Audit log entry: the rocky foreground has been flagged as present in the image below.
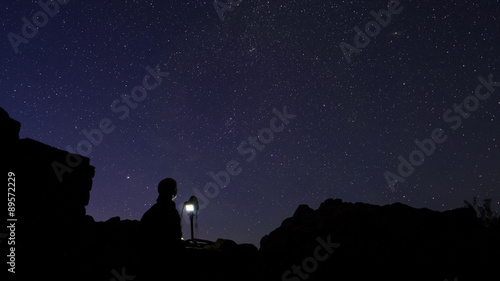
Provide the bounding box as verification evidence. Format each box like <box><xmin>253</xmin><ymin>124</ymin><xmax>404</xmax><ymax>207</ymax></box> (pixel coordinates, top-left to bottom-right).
<box><xmin>3</xmin><ymin>108</ymin><xmax>499</xmax><ymax>281</ymax></box>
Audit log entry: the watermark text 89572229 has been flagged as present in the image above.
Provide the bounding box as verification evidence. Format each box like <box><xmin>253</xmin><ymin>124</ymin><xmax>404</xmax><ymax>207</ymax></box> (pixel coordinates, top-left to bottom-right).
<box><xmin>7</xmin><ymin>172</ymin><xmax>16</xmax><ymax>274</ymax></box>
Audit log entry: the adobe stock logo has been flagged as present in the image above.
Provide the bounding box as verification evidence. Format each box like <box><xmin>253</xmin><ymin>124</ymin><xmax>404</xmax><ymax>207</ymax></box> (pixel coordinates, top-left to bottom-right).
<box><xmin>7</xmin><ymin>0</ymin><xmax>71</xmax><ymax>54</ymax></box>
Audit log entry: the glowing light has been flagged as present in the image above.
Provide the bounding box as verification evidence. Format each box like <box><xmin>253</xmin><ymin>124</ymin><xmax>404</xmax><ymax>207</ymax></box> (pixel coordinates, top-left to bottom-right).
<box><xmin>185</xmin><ymin>204</ymin><xmax>195</xmax><ymax>212</ymax></box>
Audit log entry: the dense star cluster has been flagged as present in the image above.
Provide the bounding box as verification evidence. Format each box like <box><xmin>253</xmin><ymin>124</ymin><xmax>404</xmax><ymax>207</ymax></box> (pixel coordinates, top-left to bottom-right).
<box><xmin>1</xmin><ymin>0</ymin><xmax>499</xmax><ymax>246</ymax></box>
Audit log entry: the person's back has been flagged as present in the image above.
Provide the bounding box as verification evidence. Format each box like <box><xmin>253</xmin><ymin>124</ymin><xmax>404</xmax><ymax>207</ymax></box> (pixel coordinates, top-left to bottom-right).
<box><xmin>141</xmin><ymin>178</ymin><xmax>182</xmax><ymax>249</ymax></box>
<box><xmin>139</xmin><ymin>178</ymin><xmax>184</xmax><ymax>279</ymax></box>
<box><xmin>141</xmin><ymin>195</ymin><xmax>181</xmax><ymax>244</ymax></box>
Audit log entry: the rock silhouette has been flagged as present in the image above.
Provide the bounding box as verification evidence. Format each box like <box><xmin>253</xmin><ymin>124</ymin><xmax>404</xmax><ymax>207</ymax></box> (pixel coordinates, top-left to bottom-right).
<box><xmin>259</xmin><ymin>198</ymin><xmax>498</xmax><ymax>280</ymax></box>
<box><xmin>2</xmin><ymin>107</ymin><xmax>499</xmax><ymax>281</ymax></box>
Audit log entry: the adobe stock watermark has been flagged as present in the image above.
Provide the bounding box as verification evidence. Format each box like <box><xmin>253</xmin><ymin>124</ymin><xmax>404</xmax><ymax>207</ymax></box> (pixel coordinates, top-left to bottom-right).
<box><xmin>213</xmin><ymin>0</ymin><xmax>242</xmax><ymax>22</ymax></box>
<box><xmin>186</xmin><ymin>106</ymin><xmax>296</xmax><ymax>212</ymax></box>
<box><xmin>282</xmin><ymin>234</ymin><xmax>340</xmax><ymax>281</ymax></box>
<box><xmin>340</xmin><ymin>0</ymin><xmax>403</xmax><ymax>64</ymax></box>
<box><xmin>51</xmin><ymin>64</ymin><xmax>169</xmax><ymax>182</ymax></box>
<box><xmin>384</xmin><ymin>73</ymin><xmax>500</xmax><ymax>192</ymax></box>
<box><xmin>7</xmin><ymin>0</ymin><xmax>71</xmax><ymax>54</ymax></box>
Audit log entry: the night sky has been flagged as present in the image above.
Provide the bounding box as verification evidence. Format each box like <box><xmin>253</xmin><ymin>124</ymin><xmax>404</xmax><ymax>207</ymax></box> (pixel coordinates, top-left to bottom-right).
<box><xmin>2</xmin><ymin>0</ymin><xmax>500</xmax><ymax>246</ymax></box>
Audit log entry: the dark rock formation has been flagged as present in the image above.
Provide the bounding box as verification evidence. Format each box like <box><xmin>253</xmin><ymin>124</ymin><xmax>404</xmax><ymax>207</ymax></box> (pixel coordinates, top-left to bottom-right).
<box><xmin>1</xmin><ymin>107</ymin><xmax>20</xmax><ymax>147</ymax></box>
<box><xmin>3</xmin><ymin>108</ymin><xmax>95</xmax><ymax>280</ymax></box>
<box><xmin>259</xmin><ymin>199</ymin><xmax>498</xmax><ymax>281</ymax></box>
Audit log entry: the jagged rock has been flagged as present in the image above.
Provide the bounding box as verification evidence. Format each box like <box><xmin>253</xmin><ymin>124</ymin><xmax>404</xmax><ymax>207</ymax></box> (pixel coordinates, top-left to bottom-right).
<box><xmin>2</xmin><ymin>108</ymin><xmax>95</xmax><ymax>222</ymax></box>
<box><xmin>14</xmin><ymin>138</ymin><xmax>95</xmax><ymax>220</ymax></box>
<box><xmin>259</xmin><ymin>199</ymin><xmax>496</xmax><ymax>281</ymax></box>
<box><xmin>2</xmin><ymin>108</ymin><xmax>96</xmax><ymax>280</ymax></box>
<box><xmin>318</xmin><ymin>198</ymin><xmax>342</xmax><ymax>210</ymax></box>
<box><xmin>293</xmin><ymin>204</ymin><xmax>314</xmax><ymax>218</ymax></box>
<box><xmin>0</xmin><ymin>107</ymin><xmax>20</xmax><ymax>147</ymax></box>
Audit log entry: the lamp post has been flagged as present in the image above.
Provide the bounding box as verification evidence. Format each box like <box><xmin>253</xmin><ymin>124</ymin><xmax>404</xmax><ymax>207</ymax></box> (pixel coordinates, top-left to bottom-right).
<box><xmin>183</xmin><ymin>196</ymin><xmax>198</xmax><ymax>241</ymax></box>
<box><xmin>185</xmin><ymin>203</ymin><xmax>195</xmax><ymax>240</ymax></box>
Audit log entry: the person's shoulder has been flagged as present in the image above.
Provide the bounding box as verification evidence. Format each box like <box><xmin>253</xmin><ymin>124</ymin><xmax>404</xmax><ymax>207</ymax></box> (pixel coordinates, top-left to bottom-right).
<box><xmin>141</xmin><ymin>203</ymin><xmax>160</xmax><ymax>220</ymax></box>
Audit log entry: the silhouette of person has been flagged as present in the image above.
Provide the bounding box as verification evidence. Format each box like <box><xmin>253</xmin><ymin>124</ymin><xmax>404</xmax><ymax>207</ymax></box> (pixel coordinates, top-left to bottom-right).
<box><xmin>139</xmin><ymin>178</ymin><xmax>184</xmax><ymax>280</ymax></box>
<box><xmin>141</xmin><ymin>178</ymin><xmax>182</xmax><ymax>249</ymax></box>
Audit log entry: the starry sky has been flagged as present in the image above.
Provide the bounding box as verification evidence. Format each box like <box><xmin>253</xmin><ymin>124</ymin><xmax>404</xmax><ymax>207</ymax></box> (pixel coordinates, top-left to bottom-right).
<box><xmin>1</xmin><ymin>0</ymin><xmax>500</xmax><ymax>246</ymax></box>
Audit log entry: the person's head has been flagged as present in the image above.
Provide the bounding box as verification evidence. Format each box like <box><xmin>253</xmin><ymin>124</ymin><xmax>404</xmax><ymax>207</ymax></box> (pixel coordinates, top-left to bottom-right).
<box><xmin>158</xmin><ymin>178</ymin><xmax>177</xmax><ymax>200</ymax></box>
